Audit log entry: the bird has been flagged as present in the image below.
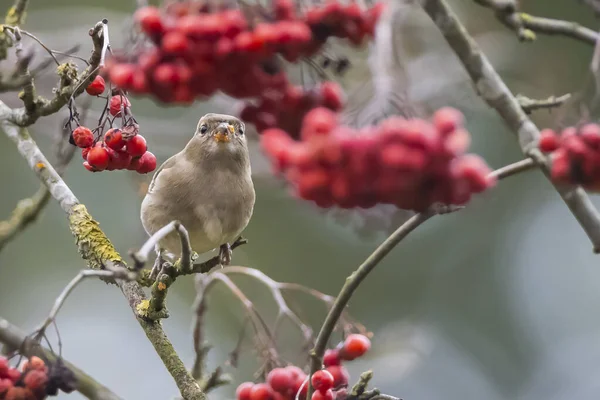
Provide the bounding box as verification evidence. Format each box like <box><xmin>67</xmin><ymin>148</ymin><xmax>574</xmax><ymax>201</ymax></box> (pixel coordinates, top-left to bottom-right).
<box><xmin>140</xmin><ymin>113</ymin><xmax>255</xmax><ymax>278</ymax></box>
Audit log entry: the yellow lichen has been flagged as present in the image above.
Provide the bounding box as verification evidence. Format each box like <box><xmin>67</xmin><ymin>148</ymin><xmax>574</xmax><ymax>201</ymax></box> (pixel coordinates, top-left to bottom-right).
<box><xmin>157</xmin><ymin>282</ymin><xmax>166</xmax><ymax>291</ymax></box>
<box><xmin>5</xmin><ymin>6</ymin><xmax>26</xmax><ymax>27</ymax></box>
<box><xmin>136</xmin><ymin>299</ymin><xmax>150</xmax><ymax>318</ymax></box>
<box><xmin>68</xmin><ymin>204</ymin><xmax>124</xmax><ymax>271</ymax></box>
<box><xmin>35</xmin><ymin>162</ymin><xmax>45</xmax><ymax>170</ymax></box>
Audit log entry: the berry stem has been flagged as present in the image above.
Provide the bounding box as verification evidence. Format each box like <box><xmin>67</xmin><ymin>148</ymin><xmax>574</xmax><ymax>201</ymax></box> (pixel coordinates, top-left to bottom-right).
<box><xmin>422</xmin><ymin>0</ymin><xmax>600</xmax><ymax>253</ymax></box>
<box><xmin>308</xmin><ymin>211</ymin><xmax>435</xmax><ymax>398</ymax></box>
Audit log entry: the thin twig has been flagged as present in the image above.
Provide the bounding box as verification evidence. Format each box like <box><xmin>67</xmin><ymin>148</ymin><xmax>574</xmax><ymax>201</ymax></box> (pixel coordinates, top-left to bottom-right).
<box><xmin>0</xmin><ymin>317</ymin><xmax>123</xmax><ymax>399</ymax></box>
<box><xmin>34</xmin><ymin>267</ymin><xmax>137</xmax><ymax>340</ymax></box>
<box><xmin>473</xmin><ymin>0</ymin><xmax>598</xmax><ymax>44</ymax></box>
<box><xmin>489</xmin><ymin>158</ymin><xmax>537</xmax><ymax>180</ymax></box>
<box><xmin>517</xmin><ymin>93</ymin><xmax>571</xmax><ymax>114</ymax></box>
<box><xmin>307</xmin><ymin>211</ymin><xmax>436</xmax><ymax>397</ymax></box>
<box><xmin>5</xmin><ymin>21</ymin><xmax>105</xmax><ymax>127</ymax></box>
<box><xmin>423</xmin><ymin>0</ymin><xmax>600</xmax><ymax>253</ymax></box>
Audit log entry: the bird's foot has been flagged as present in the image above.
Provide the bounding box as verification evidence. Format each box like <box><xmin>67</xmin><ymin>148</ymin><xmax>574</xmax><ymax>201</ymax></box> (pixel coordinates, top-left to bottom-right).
<box><xmin>218</xmin><ymin>243</ymin><xmax>232</xmax><ymax>266</ymax></box>
<box><xmin>150</xmin><ymin>249</ymin><xmax>168</xmax><ymax>280</ymax></box>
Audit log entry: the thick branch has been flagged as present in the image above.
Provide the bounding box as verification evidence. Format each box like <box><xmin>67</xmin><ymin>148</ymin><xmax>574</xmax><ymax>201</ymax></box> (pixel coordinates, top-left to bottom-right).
<box><xmin>423</xmin><ymin>0</ymin><xmax>600</xmax><ymax>252</ymax></box>
<box><xmin>0</xmin><ymin>317</ymin><xmax>122</xmax><ymax>400</ymax></box>
<box><xmin>0</xmin><ymin>119</ymin><xmax>206</xmax><ymax>400</ymax></box>
<box><xmin>474</xmin><ymin>0</ymin><xmax>598</xmax><ymax>44</ymax></box>
<box><xmin>307</xmin><ymin>212</ymin><xmax>435</xmax><ymax>397</ymax></box>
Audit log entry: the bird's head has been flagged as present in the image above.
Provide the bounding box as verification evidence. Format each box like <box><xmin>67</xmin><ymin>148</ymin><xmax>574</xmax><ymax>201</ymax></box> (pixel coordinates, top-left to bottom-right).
<box><xmin>185</xmin><ymin>113</ymin><xmax>248</xmax><ymax>162</ymax></box>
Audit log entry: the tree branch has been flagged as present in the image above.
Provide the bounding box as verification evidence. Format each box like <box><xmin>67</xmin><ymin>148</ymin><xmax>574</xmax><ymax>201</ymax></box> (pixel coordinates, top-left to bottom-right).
<box><xmin>0</xmin><ymin>317</ymin><xmax>122</xmax><ymax>400</ymax></box>
<box><xmin>3</xmin><ymin>20</ymin><xmax>105</xmax><ymax>127</ymax></box>
<box><xmin>423</xmin><ymin>0</ymin><xmax>600</xmax><ymax>253</ymax></box>
<box><xmin>307</xmin><ymin>211</ymin><xmax>435</xmax><ymax>397</ymax></box>
<box><xmin>473</xmin><ymin>0</ymin><xmax>598</xmax><ymax>44</ymax></box>
<box><xmin>0</xmin><ymin>118</ymin><xmax>206</xmax><ymax>399</ymax></box>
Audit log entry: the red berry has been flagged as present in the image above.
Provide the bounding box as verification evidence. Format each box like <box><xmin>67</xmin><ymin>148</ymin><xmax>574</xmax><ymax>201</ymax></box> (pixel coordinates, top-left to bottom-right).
<box><xmin>104</xmin><ymin>128</ymin><xmax>125</xmax><ymax>150</ymax></box>
<box><xmin>22</xmin><ymin>357</ymin><xmax>46</xmax><ymax>373</ymax></box>
<box><xmin>550</xmin><ymin>149</ymin><xmax>570</xmax><ymax>183</ymax></box>
<box><xmin>85</xmin><ymin>75</ymin><xmax>105</xmax><ymax>95</ymax></box>
<box><xmin>81</xmin><ymin>147</ymin><xmax>91</xmax><ymax>161</ymax></box>
<box><xmin>6</xmin><ymin>368</ymin><xmax>20</xmax><ymax>384</ymax></box>
<box><xmin>83</xmin><ymin>161</ymin><xmax>97</xmax><ymax>172</ymax></box>
<box><xmin>319</xmin><ymin>81</ymin><xmax>344</xmax><ymax>111</ymax></box>
<box><xmin>291</xmin><ymin>375</ymin><xmax>308</xmax><ymax>399</ymax></box>
<box><xmin>72</xmin><ymin>126</ymin><xmax>94</xmax><ymax>148</ymax></box>
<box><xmin>162</xmin><ymin>31</ymin><xmax>190</xmax><ymax>55</ymax></box>
<box><xmin>109</xmin><ymin>149</ymin><xmax>133</xmax><ymax>170</ymax></box>
<box><xmin>325</xmin><ymin>365</ymin><xmax>349</xmax><ymax>388</ymax></box>
<box><xmin>0</xmin><ymin>378</ymin><xmax>12</xmax><ymax>395</ymax></box>
<box><xmin>580</xmin><ymin>123</ymin><xmax>600</xmax><ymax>149</ymax></box>
<box><xmin>267</xmin><ymin>368</ymin><xmax>294</xmax><ymax>394</ymax></box>
<box><xmin>134</xmin><ymin>6</ymin><xmax>165</xmax><ymax>36</ymax></box>
<box><xmin>108</xmin><ymin>64</ymin><xmax>135</xmax><ymax>89</ymax></box>
<box><xmin>443</xmin><ymin>128</ymin><xmax>471</xmax><ymax>156</ymax></box>
<box><xmin>126</xmin><ymin>135</ymin><xmax>147</xmax><ymax>157</ymax></box>
<box><xmin>312</xmin><ymin>388</ymin><xmax>335</xmax><ymax>400</ymax></box>
<box><xmin>0</xmin><ymin>356</ymin><xmax>10</xmax><ymax>377</ymax></box>
<box><xmin>87</xmin><ymin>146</ymin><xmax>110</xmax><ymax>170</ymax></box>
<box><xmin>323</xmin><ymin>349</ymin><xmax>341</xmax><ymax>367</ymax></box>
<box><xmin>433</xmin><ymin>107</ymin><xmax>464</xmax><ymax>135</ymax></box>
<box><xmin>249</xmin><ymin>383</ymin><xmax>275</xmax><ymax>400</ymax></box>
<box><xmin>109</xmin><ymin>95</ymin><xmax>131</xmax><ymax>117</ymax></box>
<box><xmin>301</xmin><ymin>107</ymin><xmax>337</xmax><ymax>141</ymax></box>
<box><xmin>236</xmin><ymin>382</ymin><xmax>254</xmax><ymax>400</ymax></box>
<box><xmin>4</xmin><ymin>387</ymin><xmax>35</xmax><ymax>400</ymax></box>
<box><xmin>341</xmin><ymin>334</ymin><xmax>371</xmax><ymax>360</ymax></box>
<box><xmin>23</xmin><ymin>370</ymin><xmax>48</xmax><ymax>392</ymax></box>
<box><xmin>136</xmin><ymin>151</ymin><xmax>157</xmax><ymax>174</ymax></box>
<box><xmin>311</xmin><ymin>370</ymin><xmax>334</xmax><ymax>393</ymax></box>
<box><xmin>538</xmin><ymin>129</ymin><xmax>560</xmax><ymax>153</ymax></box>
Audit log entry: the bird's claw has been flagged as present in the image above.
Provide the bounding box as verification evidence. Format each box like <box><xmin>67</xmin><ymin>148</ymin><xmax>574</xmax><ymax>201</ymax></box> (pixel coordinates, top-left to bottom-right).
<box><xmin>219</xmin><ymin>243</ymin><xmax>232</xmax><ymax>266</ymax></box>
<box><xmin>149</xmin><ymin>255</ymin><xmax>163</xmax><ymax>281</ymax></box>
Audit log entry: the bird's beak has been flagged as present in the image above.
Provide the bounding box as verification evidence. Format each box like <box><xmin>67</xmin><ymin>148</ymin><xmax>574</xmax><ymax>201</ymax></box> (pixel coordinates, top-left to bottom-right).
<box><xmin>213</xmin><ymin>122</ymin><xmax>234</xmax><ymax>143</ymax></box>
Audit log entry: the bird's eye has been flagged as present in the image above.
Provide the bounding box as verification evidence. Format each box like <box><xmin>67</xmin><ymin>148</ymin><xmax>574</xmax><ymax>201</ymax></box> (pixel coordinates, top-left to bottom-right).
<box><xmin>238</xmin><ymin>127</ymin><xmax>244</xmax><ymax>135</ymax></box>
<box><xmin>200</xmin><ymin>125</ymin><xmax>208</xmax><ymax>134</ymax></box>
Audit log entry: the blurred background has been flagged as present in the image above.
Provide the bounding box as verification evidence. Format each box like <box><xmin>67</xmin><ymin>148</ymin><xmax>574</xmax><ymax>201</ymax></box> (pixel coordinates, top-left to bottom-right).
<box><xmin>2</xmin><ymin>0</ymin><xmax>600</xmax><ymax>399</ymax></box>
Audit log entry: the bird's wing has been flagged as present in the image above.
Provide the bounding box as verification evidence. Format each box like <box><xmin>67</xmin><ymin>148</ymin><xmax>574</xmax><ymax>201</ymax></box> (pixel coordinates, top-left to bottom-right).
<box><xmin>147</xmin><ymin>154</ymin><xmax>178</xmax><ymax>194</ymax></box>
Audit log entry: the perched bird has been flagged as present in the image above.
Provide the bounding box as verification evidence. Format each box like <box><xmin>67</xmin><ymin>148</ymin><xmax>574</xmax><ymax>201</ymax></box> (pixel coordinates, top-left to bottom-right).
<box><xmin>140</xmin><ymin>113</ymin><xmax>255</xmax><ymax>277</ymax></box>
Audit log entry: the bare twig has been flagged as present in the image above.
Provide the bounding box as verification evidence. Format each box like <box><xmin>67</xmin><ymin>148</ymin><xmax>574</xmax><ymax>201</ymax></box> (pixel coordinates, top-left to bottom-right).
<box><xmin>517</xmin><ymin>93</ymin><xmax>572</xmax><ymax>114</ymax></box>
<box><xmin>34</xmin><ymin>267</ymin><xmax>137</xmax><ymax>340</ymax></box>
<box><xmin>489</xmin><ymin>158</ymin><xmax>537</xmax><ymax>180</ymax></box>
<box><xmin>5</xmin><ymin>21</ymin><xmax>105</xmax><ymax>127</ymax></box>
<box><xmin>423</xmin><ymin>0</ymin><xmax>600</xmax><ymax>253</ymax></box>
<box><xmin>307</xmin><ymin>211</ymin><xmax>436</xmax><ymax>397</ymax></box>
<box><xmin>0</xmin><ymin>317</ymin><xmax>122</xmax><ymax>400</ymax></box>
<box><xmin>0</xmin><ymin>186</ymin><xmax>49</xmax><ymax>252</ymax></box>
<box><xmin>0</xmin><ymin>119</ymin><xmax>206</xmax><ymax>400</ymax></box>
<box><xmin>473</xmin><ymin>0</ymin><xmax>598</xmax><ymax>44</ymax></box>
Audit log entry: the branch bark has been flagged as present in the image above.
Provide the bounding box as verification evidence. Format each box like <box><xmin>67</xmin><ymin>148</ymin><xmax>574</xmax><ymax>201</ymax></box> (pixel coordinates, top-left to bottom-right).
<box><xmin>0</xmin><ymin>317</ymin><xmax>122</xmax><ymax>400</ymax></box>
<box><xmin>0</xmin><ymin>118</ymin><xmax>206</xmax><ymax>400</ymax></box>
<box><xmin>423</xmin><ymin>0</ymin><xmax>600</xmax><ymax>253</ymax></box>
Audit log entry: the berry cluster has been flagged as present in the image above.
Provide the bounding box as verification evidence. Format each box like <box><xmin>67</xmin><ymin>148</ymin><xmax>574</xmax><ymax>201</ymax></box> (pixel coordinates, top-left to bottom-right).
<box><xmin>538</xmin><ymin>124</ymin><xmax>600</xmax><ymax>190</ymax></box>
<box><xmin>72</xmin><ymin>92</ymin><xmax>156</xmax><ymax>174</ymax></box>
<box><xmin>241</xmin><ymin>81</ymin><xmax>344</xmax><ymax>137</ymax></box>
<box><xmin>260</xmin><ymin>107</ymin><xmax>496</xmax><ymax>211</ymax></box>
<box><xmin>104</xmin><ymin>0</ymin><xmax>383</xmax><ymax>104</ymax></box>
<box><xmin>0</xmin><ymin>356</ymin><xmax>48</xmax><ymax>399</ymax></box>
<box><xmin>235</xmin><ymin>334</ymin><xmax>370</xmax><ymax>400</ymax></box>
